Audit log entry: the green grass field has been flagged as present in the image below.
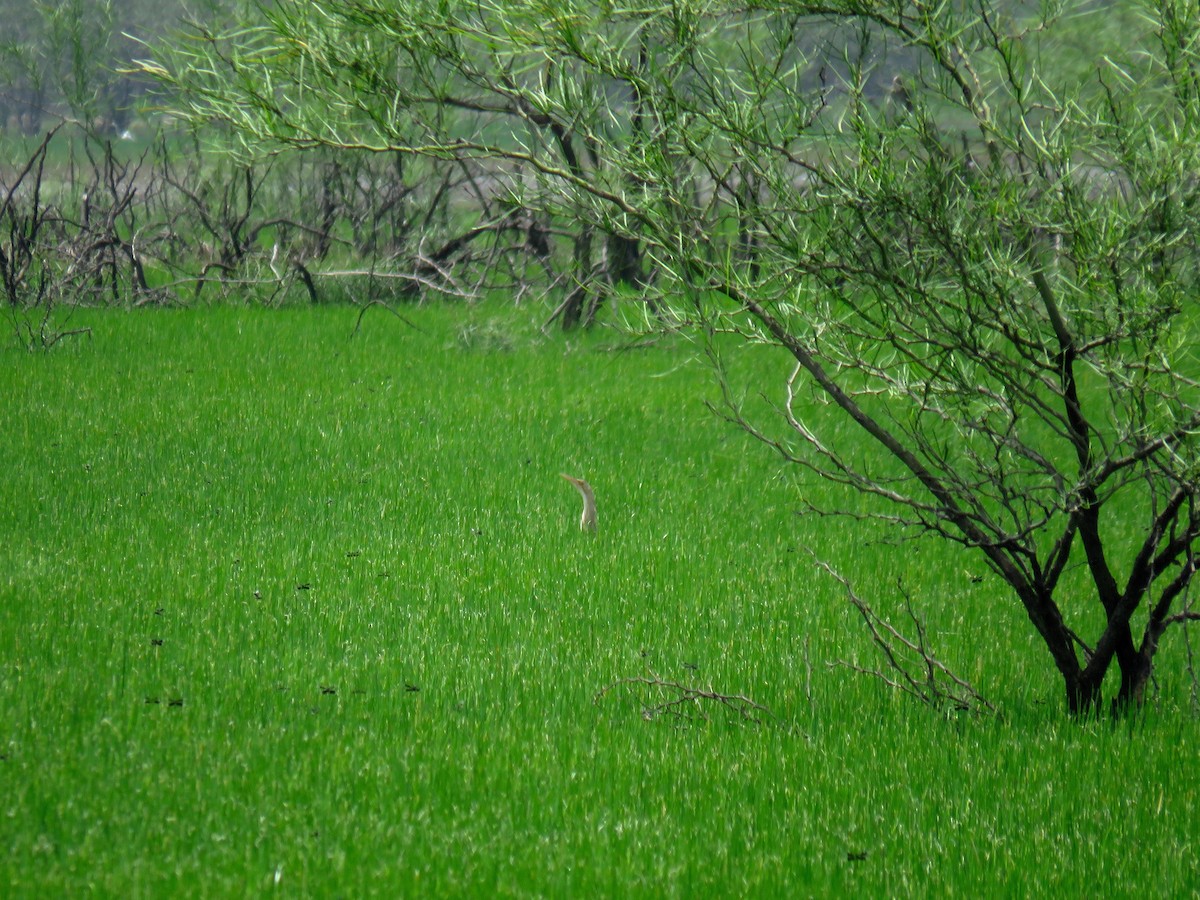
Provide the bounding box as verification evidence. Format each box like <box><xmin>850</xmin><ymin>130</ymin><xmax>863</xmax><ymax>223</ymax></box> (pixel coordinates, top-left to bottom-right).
<box><xmin>1</xmin><ymin>304</ymin><xmax>1197</xmax><ymax>896</ymax></box>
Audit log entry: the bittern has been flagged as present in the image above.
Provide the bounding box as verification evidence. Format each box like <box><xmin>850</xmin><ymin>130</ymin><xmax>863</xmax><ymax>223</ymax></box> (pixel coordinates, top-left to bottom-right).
<box><xmin>560</xmin><ymin>473</ymin><xmax>597</xmax><ymax>532</ymax></box>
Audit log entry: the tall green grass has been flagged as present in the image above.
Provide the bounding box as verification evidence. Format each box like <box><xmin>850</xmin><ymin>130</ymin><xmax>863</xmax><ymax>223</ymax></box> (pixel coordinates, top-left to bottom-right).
<box><xmin>1</xmin><ymin>305</ymin><xmax>1196</xmax><ymax>896</ymax></box>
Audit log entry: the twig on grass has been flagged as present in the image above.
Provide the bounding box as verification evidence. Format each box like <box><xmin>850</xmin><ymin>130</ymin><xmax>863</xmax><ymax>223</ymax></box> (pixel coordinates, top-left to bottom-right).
<box><xmin>350</xmin><ymin>298</ymin><xmax>425</xmax><ymax>337</ymax></box>
<box><xmin>594</xmin><ymin>671</ymin><xmax>775</xmax><ymax>725</ymax></box>
<box><xmin>39</xmin><ymin>326</ymin><xmax>92</xmax><ymax>348</ymax></box>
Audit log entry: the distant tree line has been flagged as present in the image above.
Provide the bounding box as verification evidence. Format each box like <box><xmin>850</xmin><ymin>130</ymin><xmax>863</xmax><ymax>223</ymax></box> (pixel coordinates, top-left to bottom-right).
<box><xmin>0</xmin><ymin>0</ymin><xmax>250</xmax><ymax>135</ymax></box>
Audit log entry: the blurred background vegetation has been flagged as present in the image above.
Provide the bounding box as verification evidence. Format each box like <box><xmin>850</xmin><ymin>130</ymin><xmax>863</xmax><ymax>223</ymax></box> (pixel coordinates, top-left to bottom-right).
<box><xmin>0</xmin><ymin>0</ymin><xmax>1162</xmax><ymax>338</ymax></box>
<box><xmin>0</xmin><ymin>0</ymin><xmax>242</xmax><ymax>136</ymax></box>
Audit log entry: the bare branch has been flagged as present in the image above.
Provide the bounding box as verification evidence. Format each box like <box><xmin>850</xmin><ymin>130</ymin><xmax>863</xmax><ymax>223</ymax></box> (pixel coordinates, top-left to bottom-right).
<box><xmin>813</xmin><ymin>555</ymin><xmax>996</xmax><ymax>715</ymax></box>
<box><xmin>594</xmin><ymin>673</ymin><xmax>776</xmax><ymax>726</ymax></box>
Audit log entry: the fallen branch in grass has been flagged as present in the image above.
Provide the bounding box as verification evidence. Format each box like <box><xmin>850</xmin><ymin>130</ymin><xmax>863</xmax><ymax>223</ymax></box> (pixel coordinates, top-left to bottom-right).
<box><xmin>350</xmin><ymin>298</ymin><xmax>425</xmax><ymax>337</ymax></box>
<box><xmin>812</xmin><ymin>555</ymin><xmax>997</xmax><ymax>716</ymax></box>
<box><xmin>594</xmin><ymin>672</ymin><xmax>775</xmax><ymax>725</ymax></box>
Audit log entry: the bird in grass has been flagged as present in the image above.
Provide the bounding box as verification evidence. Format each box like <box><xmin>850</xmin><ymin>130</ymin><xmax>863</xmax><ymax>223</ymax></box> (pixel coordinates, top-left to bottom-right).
<box><xmin>560</xmin><ymin>473</ymin><xmax>597</xmax><ymax>532</ymax></box>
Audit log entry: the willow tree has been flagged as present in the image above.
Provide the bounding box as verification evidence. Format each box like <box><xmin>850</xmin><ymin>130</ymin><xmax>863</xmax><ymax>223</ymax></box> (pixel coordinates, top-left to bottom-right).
<box><xmin>138</xmin><ymin>0</ymin><xmax>1200</xmax><ymax>714</ymax></box>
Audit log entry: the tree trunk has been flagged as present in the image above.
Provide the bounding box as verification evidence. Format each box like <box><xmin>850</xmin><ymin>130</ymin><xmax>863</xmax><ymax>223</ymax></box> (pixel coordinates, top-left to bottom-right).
<box><xmin>1066</xmin><ymin>672</ymin><xmax>1104</xmax><ymax>717</ymax></box>
<box><xmin>561</xmin><ymin>226</ymin><xmax>594</xmax><ymax>330</ymax></box>
<box><xmin>1113</xmin><ymin>652</ymin><xmax>1153</xmax><ymax>712</ymax></box>
<box><xmin>605</xmin><ymin>232</ymin><xmax>642</xmax><ymax>290</ymax></box>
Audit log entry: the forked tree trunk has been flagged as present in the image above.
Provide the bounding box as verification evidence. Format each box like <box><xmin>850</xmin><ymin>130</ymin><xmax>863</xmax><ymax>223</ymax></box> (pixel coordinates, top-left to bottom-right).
<box><xmin>1058</xmin><ymin>621</ymin><xmax>1155</xmax><ymax>716</ymax></box>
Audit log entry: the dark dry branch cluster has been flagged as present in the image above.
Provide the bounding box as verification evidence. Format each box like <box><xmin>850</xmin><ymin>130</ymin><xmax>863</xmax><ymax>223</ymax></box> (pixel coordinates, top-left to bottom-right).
<box><xmin>2</xmin><ymin>122</ymin><xmax>587</xmax><ymax>348</ymax></box>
